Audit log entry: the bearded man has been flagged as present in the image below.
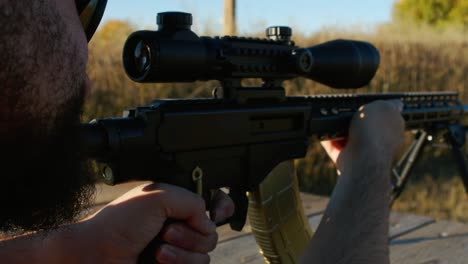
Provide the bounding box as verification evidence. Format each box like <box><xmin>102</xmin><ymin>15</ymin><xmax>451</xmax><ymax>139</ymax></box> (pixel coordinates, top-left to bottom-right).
<box><xmin>0</xmin><ymin>1</ymin><xmax>404</xmax><ymax>263</ymax></box>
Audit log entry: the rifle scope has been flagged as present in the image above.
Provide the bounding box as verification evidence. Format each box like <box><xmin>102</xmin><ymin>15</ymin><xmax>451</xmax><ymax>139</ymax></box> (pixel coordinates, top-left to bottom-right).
<box><xmin>123</xmin><ymin>12</ymin><xmax>380</xmax><ymax>89</ymax></box>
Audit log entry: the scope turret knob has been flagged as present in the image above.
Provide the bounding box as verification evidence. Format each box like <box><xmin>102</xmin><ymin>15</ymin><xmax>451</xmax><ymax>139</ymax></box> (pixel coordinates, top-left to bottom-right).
<box><xmin>266</xmin><ymin>26</ymin><xmax>292</xmax><ymax>42</ymax></box>
<box><xmin>157</xmin><ymin>12</ymin><xmax>193</xmax><ymax>30</ymax></box>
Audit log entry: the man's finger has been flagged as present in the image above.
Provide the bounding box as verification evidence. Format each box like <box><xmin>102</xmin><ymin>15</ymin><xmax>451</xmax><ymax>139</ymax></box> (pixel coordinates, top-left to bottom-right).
<box><xmin>111</xmin><ymin>183</ymin><xmax>216</xmax><ymax>236</ymax></box>
<box><xmin>162</xmin><ymin>223</ymin><xmax>218</xmax><ymax>253</ymax></box>
<box><xmin>156</xmin><ymin>244</ymin><xmax>210</xmax><ymax>264</ymax></box>
<box><xmin>209</xmin><ymin>189</ymin><xmax>235</xmax><ymax>223</ymax></box>
<box><xmin>364</xmin><ymin>99</ymin><xmax>404</xmax><ymax>116</ymax></box>
<box><xmin>387</xmin><ymin>99</ymin><xmax>404</xmax><ymax>112</ymax></box>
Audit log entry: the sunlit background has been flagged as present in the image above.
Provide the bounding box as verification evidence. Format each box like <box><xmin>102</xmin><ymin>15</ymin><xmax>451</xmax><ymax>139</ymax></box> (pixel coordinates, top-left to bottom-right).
<box><xmin>100</xmin><ymin>0</ymin><xmax>395</xmax><ymax>35</ymax></box>
<box><xmin>85</xmin><ymin>0</ymin><xmax>468</xmax><ymax>222</ymax></box>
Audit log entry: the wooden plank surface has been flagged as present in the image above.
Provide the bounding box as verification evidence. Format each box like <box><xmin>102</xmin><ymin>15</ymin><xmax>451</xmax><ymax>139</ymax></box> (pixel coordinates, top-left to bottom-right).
<box><xmin>209</xmin><ymin>212</ymin><xmax>437</xmax><ymax>264</ymax></box>
<box><xmin>89</xmin><ymin>182</ymin><xmax>468</xmax><ymax>264</ymax></box>
<box><xmin>390</xmin><ymin>221</ymin><xmax>468</xmax><ymax>264</ymax></box>
<box><xmin>210</xmin><ymin>214</ymin><xmax>324</xmax><ymax>264</ymax></box>
<box><xmin>389</xmin><ymin>211</ymin><xmax>435</xmax><ymax>240</ymax></box>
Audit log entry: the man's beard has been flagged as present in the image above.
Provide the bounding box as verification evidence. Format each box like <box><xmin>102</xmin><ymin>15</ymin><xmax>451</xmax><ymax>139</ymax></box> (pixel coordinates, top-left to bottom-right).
<box><xmin>0</xmin><ymin>86</ymin><xmax>96</xmax><ymax>234</ymax></box>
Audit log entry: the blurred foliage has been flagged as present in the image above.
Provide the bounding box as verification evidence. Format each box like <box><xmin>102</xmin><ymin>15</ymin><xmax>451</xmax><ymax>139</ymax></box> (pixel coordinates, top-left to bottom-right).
<box><xmin>85</xmin><ymin>20</ymin><xmax>468</xmax><ymax>222</ymax></box>
<box><xmin>393</xmin><ymin>0</ymin><xmax>468</xmax><ymax>29</ymax></box>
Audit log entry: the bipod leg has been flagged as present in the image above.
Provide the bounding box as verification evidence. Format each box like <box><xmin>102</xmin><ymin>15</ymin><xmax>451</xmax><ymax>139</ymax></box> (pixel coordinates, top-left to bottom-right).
<box><xmin>447</xmin><ymin>124</ymin><xmax>468</xmax><ymax>193</ymax></box>
<box><xmin>391</xmin><ymin>130</ymin><xmax>428</xmax><ymax>205</ymax></box>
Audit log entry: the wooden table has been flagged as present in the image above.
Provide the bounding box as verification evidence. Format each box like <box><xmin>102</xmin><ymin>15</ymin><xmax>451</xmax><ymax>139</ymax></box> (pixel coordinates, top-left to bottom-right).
<box><xmin>92</xmin><ymin>183</ymin><xmax>468</xmax><ymax>264</ymax></box>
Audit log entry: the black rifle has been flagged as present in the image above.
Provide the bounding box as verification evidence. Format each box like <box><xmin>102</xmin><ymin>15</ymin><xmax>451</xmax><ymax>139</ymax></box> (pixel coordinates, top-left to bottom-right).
<box><xmin>81</xmin><ymin>12</ymin><xmax>468</xmax><ymax>264</ymax></box>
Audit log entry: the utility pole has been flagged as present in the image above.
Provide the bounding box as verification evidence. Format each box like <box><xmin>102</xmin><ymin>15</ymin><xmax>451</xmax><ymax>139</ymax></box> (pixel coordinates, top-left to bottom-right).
<box><xmin>223</xmin><ymin>0</ymin><xmax>236</xmax><ymax>35</ymax></box>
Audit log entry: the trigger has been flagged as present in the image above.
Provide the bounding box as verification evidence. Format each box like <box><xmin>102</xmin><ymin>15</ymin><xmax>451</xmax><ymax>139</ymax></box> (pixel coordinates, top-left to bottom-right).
<box><xmin>228</xmin><ymin>188</ymin><xmax>249</xmax><ymax>231</ymax></box>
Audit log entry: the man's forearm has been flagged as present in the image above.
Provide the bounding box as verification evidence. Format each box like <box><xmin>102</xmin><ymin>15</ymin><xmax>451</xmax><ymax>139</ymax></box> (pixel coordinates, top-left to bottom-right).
<box><xmin>0</xmin><ymin>222</ymin><xmax>96</xmax><ymax>264</ymax></box>
<box><xmin>300</xmin><ymin>145</ymin><xmax>392</xmax><ymax>264</ymax></box>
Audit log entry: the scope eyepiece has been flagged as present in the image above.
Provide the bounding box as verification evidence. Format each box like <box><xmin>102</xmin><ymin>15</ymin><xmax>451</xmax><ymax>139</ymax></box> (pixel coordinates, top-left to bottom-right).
<box><xmin>134</xmin><ymin>40</ymin><xmax>152</xmax><ymax>77</ymax></box>
<box><xmin>123</xmin><ymin>34</ymin><xmax>156</xmax><ymax>82</ymax></box>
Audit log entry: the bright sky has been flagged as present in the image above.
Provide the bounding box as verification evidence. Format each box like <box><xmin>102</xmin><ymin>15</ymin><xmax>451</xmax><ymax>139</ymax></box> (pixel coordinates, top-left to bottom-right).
<box><xmin>101</xmin><ymin>0</ymin><xmax>396</xmax><ymax>35</ymax></box>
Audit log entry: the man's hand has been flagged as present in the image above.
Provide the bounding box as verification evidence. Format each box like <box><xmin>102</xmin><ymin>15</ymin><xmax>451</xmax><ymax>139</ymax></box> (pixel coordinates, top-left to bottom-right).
<box><xmin>321</xmin><ymin>99</ymin><xmax>404</xmax><ymax>167</ymax></box>
<box><xmin>0</xmin><ymin>183</ymin><xmax>234</xmax><ymax>264</ymax></box>
<box><xmin>301</xmin><ymin>100</ymin><xmax>404</xmax><ymax>264</ymax></box>
<box><xmin>81</xmin><ymin>184</ymin><xmax>235</xmax><ymax>264</ymax></box>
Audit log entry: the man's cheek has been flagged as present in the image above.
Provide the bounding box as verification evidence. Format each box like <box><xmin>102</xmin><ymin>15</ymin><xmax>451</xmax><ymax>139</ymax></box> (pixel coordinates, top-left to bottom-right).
<box><xmin>54</xmin><ymin>0</ymin><xmax>89</xmax><ymax>64</ymax></box>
